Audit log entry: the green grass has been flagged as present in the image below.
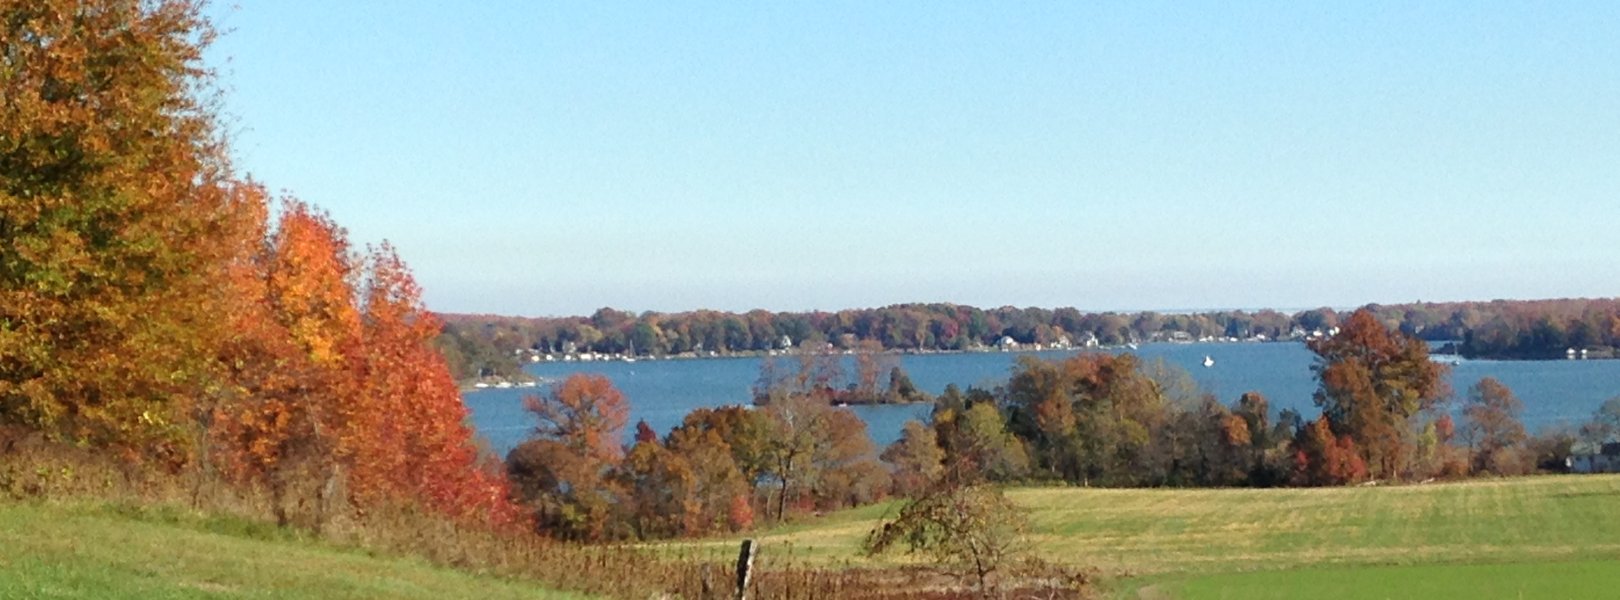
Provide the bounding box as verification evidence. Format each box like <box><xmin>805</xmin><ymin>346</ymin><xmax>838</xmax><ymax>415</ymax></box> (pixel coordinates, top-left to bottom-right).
<box><xmin>0</xmin><ymin>500</ymin><xmax>586</xmax><ymax>599</ymax></box>
<box><xmin>673</xmin><ymin>474</ymin><xmax>1620</xmax><ymax>598</ymax></box>
<box><xmin>1157</xmin><ymin>560</ymin><xmax>1620</xmax><ymax>600</ymax></box>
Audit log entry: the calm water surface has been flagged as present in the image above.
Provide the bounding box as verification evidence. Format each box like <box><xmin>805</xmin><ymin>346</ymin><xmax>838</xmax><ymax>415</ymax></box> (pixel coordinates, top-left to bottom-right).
<box><xmin>463</xmin><ymin>343</ymin><xmax>1620</xmax><ymax>456</ymax></box>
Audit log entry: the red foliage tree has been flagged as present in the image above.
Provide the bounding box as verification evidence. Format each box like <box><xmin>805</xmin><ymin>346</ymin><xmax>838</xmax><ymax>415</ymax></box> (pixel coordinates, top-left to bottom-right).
<box><xmin>1309</xmin><ymin>309</ymin><xmax>1448</xmax><ymax>480</ymax></box>
<box><xmin>727</xmin><ymin>493</ymin><xmax>755</xmax><ymax>531</ymax></box>
<box><xmin>353</xmin><ymin>243</ymin><xmax>519</xmax><ymax>524</ymax></box>
<box><xmin>633</xmin><ymin>420</ymin><xmax>659</xmax><ymax>444</ymax></box>
<box><xmin>1292</xmin><ymin>417</ymin><xmax>1368</xmax><ymax>486</ymax></box>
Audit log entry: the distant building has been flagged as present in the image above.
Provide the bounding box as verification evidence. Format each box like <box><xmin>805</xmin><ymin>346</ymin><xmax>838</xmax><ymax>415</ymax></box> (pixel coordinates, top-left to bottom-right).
<box><xmin>996</xmin><ymin>335</ymin><xmax>1018</xmax><ymax>351</ymax></box>
<box><xmin>1569</xmin><ymin>443</ymin><xmax>1620</xmax><ymax>474</ymax></box>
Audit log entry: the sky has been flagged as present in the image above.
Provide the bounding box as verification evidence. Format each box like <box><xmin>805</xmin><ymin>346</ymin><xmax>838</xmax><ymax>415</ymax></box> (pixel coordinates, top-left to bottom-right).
<box><xmin>205</xmin><ymin>2</ymin><xmax>1620</xmax><ymax>317</ymax></box>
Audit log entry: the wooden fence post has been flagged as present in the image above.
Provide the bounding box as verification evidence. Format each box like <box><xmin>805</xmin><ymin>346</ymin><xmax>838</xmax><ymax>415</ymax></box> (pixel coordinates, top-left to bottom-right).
<box><xmin>735</xmin><ymin>539</ymin><xmax>757</xmax><ymax>600</ymax></box>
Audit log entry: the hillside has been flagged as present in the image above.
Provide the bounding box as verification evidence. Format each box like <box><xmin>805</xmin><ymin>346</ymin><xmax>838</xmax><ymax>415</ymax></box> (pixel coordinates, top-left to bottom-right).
<box><xmin>674</xmin><ymin>474</ymin><xmax>1620</xmax><ymax>599</ymax></box>
<box><xmin>0</xmin><ymin>500</ymin><xmax>584</xmax><ymax>600</ymax></box>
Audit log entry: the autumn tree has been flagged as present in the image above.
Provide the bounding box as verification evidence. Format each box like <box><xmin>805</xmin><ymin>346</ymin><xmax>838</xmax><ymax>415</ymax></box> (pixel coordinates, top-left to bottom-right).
<box><xmin>527</xmin><ymin>374</ymin><xmax>628</xmax><ymax>462</ymax></box>
<box><xmin>1216</xmin><ymin>410</ymin><xmax>1254</xmax><ymax>480</ymax></box>
<box><xmin>0</xmin><ymin>0</ymin><xmax>242</xmax><ymax>460</ymax></box>
<box><xmin>667</xmin><ymin>408</ymin><xmax>768</xmax><ymax>532</ymax></box>
<box><xmin>805</xmin><ymin>404</ymin><xmax>889</xmax><ymax>510</ymax></box>
<box><xmin>1004</xmin><ymin>353</ymin><xmax>1171</xmax><ymax>485</ymax></box>
<box><xmin>1158</xmin><ymin>397</ymin><xmax>1252</xmax><ymax>486</ymax></box>
<box><xmin>885</xmin><ymin>366</ymin><xmax>926</xmax><ymax>404</ymax></box>
<box><xmin>934</xmin><ymin>401</ymin><xmax>1029</xmax><ymax>485</ymax></box>
<box><xmin>209</xmin><ymin>200</ymin><xmax>363</xmax><ymax>528</ymax></box>
<box><xmin>1461</xmin><ymin>378</ymin><xmax>1529</xmax><ymax>475</ymax></box>
<box><xmin>207</xmin><ymin>203</ymin><xmax>520</xmax><ymax>528</ymax></box>
<box><xmin>759</xmin><ymin>394</ymin><xmax>887</xmax><ymax>519</ymax></box>
<box><xmin>665</xmin><ymin>427</ymin><xmax>752</xmax><ymax>534</ymax></box>
<box><xmin>1232</xmin><ymin>392</ymin><xmax>1271</xmax><ymax>450</ymax></box>
<box><xmin>206</xmin><ymin>184</ymin><xmax>302</xmax><ymax>498</ymax></box>
<box><xmin>851</xmin><ymin>339</ymin><xmax>897</xmax><ymax>402</ymax></box>
<box><xmin>0</xmin><ymin>0</ymin><xmax>525</xmax><ymax>536</ymax></box>
<box><xmin>633</xmin><ymin>420</ymin><xmax>658</xmax><ymax>444</ymax></box>
<box><xmin>866</xmin><ymin>484</ymin><xmax>1029</xmax><ymax>596</ymax></box>
<box><xmin>1291</xmin><ymin>417</ymin><xmax>1368</xmax><ymax>486</ymax></box>
<box><xmin>353</xmin><ymin>243</ymin><xmax>517</xmax><ymax>523</ymax></box>
<box><xmin>617</xmin><ymin>435</ymin><xmax>698</xmax><ymax>539</ymax></box>
<box><xmin>816</xmin><ymin>442</ymin><xmax>893</xmax><ymax>509</ymax></box>
<box><xmin>668</xmin><ymin>406</ymin><xmax>774</xmax><ymax>497</ymax></box>
<box><xmin>882</xmin><ymin>420</ymin><xmax>945</xmax><ymax>496</ymax></box>
<box><xmin>1003</xmin><ymin>356</ymin><xmax>1081</xmax><ymax>480</ymax></box>
<box><xmin>1308</xmin><ymin>309</ymin><xmax>1449</xmax><ymax>480</ymax></box>
<box><xmin>508</xmin><ymin>374</ymin><xmax>630</xmax><ymax>540</ymax></box>
<box><xmin>1229</xmin><ymin>392</ymin><xmax>1293</xmax><ymax>485</ymax></box>
<box><xmin>796</xmin><ymin>340</ymin><xmax>844</xmax><ymax>398</ymax></box>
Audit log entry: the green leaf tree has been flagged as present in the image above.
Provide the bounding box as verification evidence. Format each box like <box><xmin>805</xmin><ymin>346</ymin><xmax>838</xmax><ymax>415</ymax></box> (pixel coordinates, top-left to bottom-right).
<box><xmin>866</xmin><ymin>483</ymin><xmax>1029</xmax><ymax>596</ymax></box>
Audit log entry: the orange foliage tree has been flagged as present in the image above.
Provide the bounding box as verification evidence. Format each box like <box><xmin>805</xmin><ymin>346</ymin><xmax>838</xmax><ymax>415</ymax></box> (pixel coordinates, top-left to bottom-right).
<box><xmin>354</xmin><ymin>243</ymin><xmax>519</xmax><ymax>524</ymax></box>
<box><xmin>213</xmin><ymin>202</ymin><xmax>518</xmax><ymax>527</ymax></box>
<box><xmin>0</xmin><ymin>0</ymin><xmax>239</xmax><ymax>461</ymax></box>
<box><xmin>2</xmin><ymin>0</ymin><xmax>520</xmax><ymax>533</ymax></box>
<box><xmin>525</xmin><ymin>374</ymin><xmax>629</xmax><ymax>463</ymax></box>
<box><xmin>211</xmin><ymin>199</ymin><xmax>360</xmax><ymax>526</ymax></box>
<box><xmin>666</xmin><ymin>406</ymin><xmax>772</xmax><ymax>527</ymax></box>
<box><xmin>618</xmin><ymin>436</ymin><xmax>699</xmax><ymax>538</ymax></box>
<box><xmin>665</xmin><ymin>427</ymin><xmax>752</xmax><ymax>534</ymax></box>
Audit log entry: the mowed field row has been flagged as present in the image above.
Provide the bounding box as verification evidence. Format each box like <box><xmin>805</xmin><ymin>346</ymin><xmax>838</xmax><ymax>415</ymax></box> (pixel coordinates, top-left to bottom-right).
<box><xmin>1016</xmin><ymin>474</ymin><xmax>1620</xmax><ymax>575</ymax></box>
<box><xmin>672</xmin><ymin>474</ymin><xmax>1620</xmax><ymax>598</ymax></box>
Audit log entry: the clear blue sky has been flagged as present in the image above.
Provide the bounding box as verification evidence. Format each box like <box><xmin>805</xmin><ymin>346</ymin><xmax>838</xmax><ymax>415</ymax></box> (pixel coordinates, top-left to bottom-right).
<box><xmin>206</xmin><ymin>1</ymin><xmax>1620</xmax><ymax>317</ymax></box>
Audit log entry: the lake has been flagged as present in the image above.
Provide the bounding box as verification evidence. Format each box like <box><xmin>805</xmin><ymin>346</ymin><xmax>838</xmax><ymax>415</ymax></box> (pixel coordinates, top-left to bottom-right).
<box><xmin>463</xmin><ymin>342</ymin><xmax>1620</xmax><ymax>456</ymax></box>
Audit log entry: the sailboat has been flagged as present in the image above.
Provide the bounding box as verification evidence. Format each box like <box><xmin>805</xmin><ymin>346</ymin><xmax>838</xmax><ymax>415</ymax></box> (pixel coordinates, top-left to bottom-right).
<box><xmin>1202</xmin><ymin>355</ymin><xmax>1215</xmax><ymax>368</ymax></box>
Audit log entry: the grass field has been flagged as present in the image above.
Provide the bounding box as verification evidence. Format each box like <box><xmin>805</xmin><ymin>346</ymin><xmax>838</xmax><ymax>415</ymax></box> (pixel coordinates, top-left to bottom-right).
<box><xmin>9</xmin><ymin>476</ymin><xmax>1619</xmax><ymax>598</ymax></box>
<box><xmin>675</xmin><ymin>474</ymin><xmax>1620</xmax><ymax>598</ymax></box>
<box><xmin>1153</xmin><ymin>559</ymin><xmax>1620</xmax><ymax>600</ymax></box>
<box><xmin>0</xmin><ymin>500</ymin><xmax>584</xmax><ymax>599</ymax></box>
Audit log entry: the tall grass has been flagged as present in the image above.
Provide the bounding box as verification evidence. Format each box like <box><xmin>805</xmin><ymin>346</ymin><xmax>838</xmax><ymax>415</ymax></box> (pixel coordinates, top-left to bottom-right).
<box><xmin>0</xmin><ymin>431</ymin><xmax>1087</xmax><ymax>599</ymax></box>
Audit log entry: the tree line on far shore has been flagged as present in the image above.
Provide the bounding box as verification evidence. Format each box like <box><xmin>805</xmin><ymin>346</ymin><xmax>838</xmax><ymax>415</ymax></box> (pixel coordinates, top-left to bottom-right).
<box><xmin>438</xmin><ymin>298</ymin><xmax>1620</xmax><ymax>380</ymax></box>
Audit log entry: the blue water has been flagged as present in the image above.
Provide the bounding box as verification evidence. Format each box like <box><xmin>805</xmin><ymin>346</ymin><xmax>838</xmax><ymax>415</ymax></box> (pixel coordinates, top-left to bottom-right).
<box><xmin>463</xmin><ymin>343</ymin><xmax>1620</xmax><ymax>456</ymax></box>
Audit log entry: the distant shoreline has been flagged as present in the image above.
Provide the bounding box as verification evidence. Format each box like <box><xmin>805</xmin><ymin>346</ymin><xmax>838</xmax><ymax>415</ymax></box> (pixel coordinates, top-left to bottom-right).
<box><xmin>458</xmin><ymin>339</ymin><xmax>1620</xmax><ymax>394</ymax></box>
